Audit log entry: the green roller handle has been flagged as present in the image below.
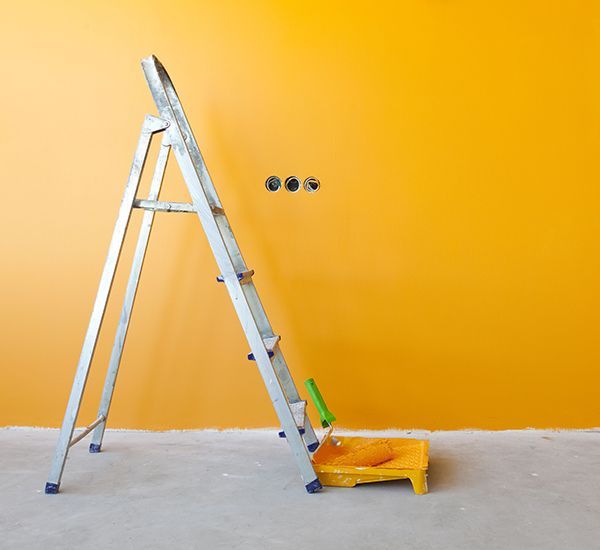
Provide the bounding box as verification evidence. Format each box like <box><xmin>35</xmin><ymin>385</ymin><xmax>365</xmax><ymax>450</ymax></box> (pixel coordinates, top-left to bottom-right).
<box><xmin>304</xmin><ymin>378</ymin><xmax>336</xmax><ymax>428</ymax></box>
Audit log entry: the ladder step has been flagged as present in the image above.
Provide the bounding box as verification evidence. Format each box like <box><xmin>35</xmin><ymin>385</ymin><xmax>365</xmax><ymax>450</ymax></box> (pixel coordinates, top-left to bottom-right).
<box><xmin>247</xmin><ymin>334</ymin><xmax>281</xmax><ymax>361</ymax></box>
<box><xmin>278</xmin><ymin>400</ymin><xmax>308</xmax><ymax>438</ymax></box>
<box><xmin>262</xmin><ymin>335</ymin><xmax>281</xmax><ymax>351</ymax></box>
<box><xmin>290</xmin><ymin>399</ymin><xmax>307</xmax><ymax>427</ymax></box>
<box><xmin>216</xmin><ymin>270</ymin><xmax>254</xmax><ymax>285</ymax></box>
<box><xmin>133</xmin><ymin>199</ymin><xmax>196</xmax><ymax>213</ymax></box>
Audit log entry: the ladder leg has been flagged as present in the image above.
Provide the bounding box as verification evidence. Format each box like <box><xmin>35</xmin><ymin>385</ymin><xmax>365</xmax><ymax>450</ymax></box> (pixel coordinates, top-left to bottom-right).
<box><xmin>167</xmin><ymin>131</ymin><xmax>322</xmax><ymax>490</ymax></box>
<box><xmin>90</xmin><ymin>137</ymin><xmax>171</xmax><ymax>453</ymax></box>
<box><xmin>45</xmin><ymin>116</ymin><xmax>167</xmax><ymax>494</ymax></box>
<box><xmin>143</xmin><ymin>56</ymin><xmax>321</xmax><ymax>492</ymax></box>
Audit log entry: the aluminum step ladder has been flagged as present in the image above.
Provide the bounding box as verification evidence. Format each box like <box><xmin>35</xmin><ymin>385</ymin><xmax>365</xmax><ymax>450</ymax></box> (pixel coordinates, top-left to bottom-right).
<box><xmin>45</xmin><ymin>55</ymin><xmax>323</xmax><ymax>495</ymax></box>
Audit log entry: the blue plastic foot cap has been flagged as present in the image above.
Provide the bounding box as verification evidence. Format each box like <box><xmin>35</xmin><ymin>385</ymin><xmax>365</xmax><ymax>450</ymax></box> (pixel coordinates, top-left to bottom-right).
<box><xmin>89</xmin><ymin>443</ymin><xmax>102</xmax><ymax>453</ymax></box>
<box><xmin>305</xmin><ymin>479</ymin><xmax>323</xmax><ymax>494</ymax></box>
<box><xmin>45</xmin><ymin>482</ymin><xmax>60</xmax><ymax>494</ymax></box>
<box><xmin>307</xmin><ymin>441</ymin><xmax>319</xmax><ymax>453</ymax></box>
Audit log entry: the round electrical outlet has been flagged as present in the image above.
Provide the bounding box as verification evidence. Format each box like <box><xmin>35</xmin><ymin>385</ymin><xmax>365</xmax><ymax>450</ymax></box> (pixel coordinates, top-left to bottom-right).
<box><xmin>285</xmin><ymin>176</ymin><xmax>301</xmax><ymax>193</ymax></box>
<box><xmin>304</xmin><ymin>177</ymin><xmax>320</xmax><ymax>193</ymax></box>
<box><xmin>265</xmin><ymin>176</ymin><xmax>282</xmax><ymax>192</ymax></box>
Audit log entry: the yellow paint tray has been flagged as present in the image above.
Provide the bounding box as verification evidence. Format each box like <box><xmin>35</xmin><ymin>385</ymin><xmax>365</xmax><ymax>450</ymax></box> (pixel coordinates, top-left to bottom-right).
<box><xmin>312</xmin><ymin>432</ymin><xmax>429</xmax><ymax>494</ymax></box>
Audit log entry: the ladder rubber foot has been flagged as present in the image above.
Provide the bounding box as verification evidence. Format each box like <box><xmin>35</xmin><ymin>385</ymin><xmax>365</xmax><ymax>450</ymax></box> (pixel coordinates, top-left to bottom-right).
<box><xmin>278</xmin><ymin>428</ymin><xmax>306</xmax><ymax>438</ymax></box>
<box><xmin>89</xmin><ymin>443</ymin><xmax>102</xmax><ymax>453</ymax></box>
<box><xmin>45</xmin><ymin>482</ymin><xmax>60</xmax><ymax>494</ymax></box>
<box><xmin>307</xmin><ymin>442</ymin><xmax>319</xmax><ymax>453</ymax></box>
<box><xmin>247</xmin><ymin>350</ymin><xmax>274</xmax><ymax>361</ymax></box>
<box><xmin>305</xmin><ymin>479</ymin><xmax>323</xmax><ymax>494</ymax></box>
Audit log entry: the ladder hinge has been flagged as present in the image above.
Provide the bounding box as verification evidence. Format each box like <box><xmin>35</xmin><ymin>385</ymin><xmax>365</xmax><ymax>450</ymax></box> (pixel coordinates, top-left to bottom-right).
<box><xmin>143</xmin><ymin>114</ymin><xmax>170</xmax><ymax>134</ymax></box>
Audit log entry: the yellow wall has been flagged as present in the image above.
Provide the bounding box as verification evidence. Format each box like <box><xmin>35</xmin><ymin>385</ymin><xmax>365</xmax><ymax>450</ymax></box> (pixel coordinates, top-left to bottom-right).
<box><xmin>1</xmin><ymin>1</ymin><xmax>599</xmax><ymax>430</ymax></box>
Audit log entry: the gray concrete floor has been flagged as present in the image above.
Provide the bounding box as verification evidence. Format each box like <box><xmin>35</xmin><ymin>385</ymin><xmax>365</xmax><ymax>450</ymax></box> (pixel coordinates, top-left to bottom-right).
<box><xmin>1</xmin><ymin>428</ymin><xmax>599</xmax><ymax>549</ymax></box>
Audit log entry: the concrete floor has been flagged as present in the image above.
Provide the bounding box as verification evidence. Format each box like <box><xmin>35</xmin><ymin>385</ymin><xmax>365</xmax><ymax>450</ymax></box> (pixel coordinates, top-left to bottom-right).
<box><xmin>1</xmin><ymin>428</ymin><xmax>599</xmax><ymax>549</ymax></box>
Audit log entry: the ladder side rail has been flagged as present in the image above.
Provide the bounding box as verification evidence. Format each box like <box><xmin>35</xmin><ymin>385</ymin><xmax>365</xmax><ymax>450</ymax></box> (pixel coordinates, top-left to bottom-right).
<box><xmin>45</xmin><ymin>115</ymin><xmax>168</xmax><ymax>493</ymax></box>
<box><xmin>240</xmin><ymin>282</ymin><xmax>278</xmax><ymax>337</ymax></box>
<box><xmin>142</xmin><ymin>58</ymin><xmax>270</xmax><ymax>327</ymax></box>
<box><xmin>213</xmin><ymin>214</ymin><xmax>251</xmax><ymax>278</ymax></box>
<box><xmin>142</xmin><ymin>59</ymin><xmax>321</xmax><ymax>490</ymax></box>
<box><xmin>144</xmin><ymin>57</ymin><xmax>252</xmax><ymax>277</ymax></box>
<box><xmin>223</xmin><ymin>273</ymin><xmax>321</xmax><ymax>488</ymax></box>
<box><xmin>174</xmin><ymin>135</ymin><xmax>320</xmax><ymax>488</ymax></box>
<box><xmin>142</xmin><ymin>59</ymin><xmax>244</xmax><ymax>285</ymax></box>
<box><xmin>146</xmin><ymin>57</ymin><xmax>223</xmax><ymax>209</ymax></box>
<box><xmin>145</xmin><ymin>60</ymin><xmax>284</xmax><ymax>335</ymax></box>
<box><xmin>90</xmin><ymin>136</ymin><xmax>171</xmax><ymax>452</ymax></box>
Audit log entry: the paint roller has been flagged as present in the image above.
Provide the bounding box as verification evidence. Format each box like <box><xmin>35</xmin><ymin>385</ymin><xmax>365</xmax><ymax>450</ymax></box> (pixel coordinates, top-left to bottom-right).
<box><xmin>304</xmin><ymin>378</ymin><xmax>395</xmax><ymax>466</ymax></box>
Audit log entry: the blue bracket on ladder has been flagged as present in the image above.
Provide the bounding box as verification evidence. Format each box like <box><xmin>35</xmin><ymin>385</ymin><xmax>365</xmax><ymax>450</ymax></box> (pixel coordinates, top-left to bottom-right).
<box><xmin>247</xmin><ymin>350</ymin><xmax>274</xmax><ymax>361</ymax></box>
<box><xmin>216</xmin><ymin>272</ymin><xmax>246</xmax><ymax>283</ymax></box>
<box><xmin>278</xmin><ymin>427</ymin><xmax>305</xmax><ymax>438</ymax></box>
<box><xmin>279</xmin><ymin>430</ymin><xmax>318</xmax><ymax>452</ymax></box>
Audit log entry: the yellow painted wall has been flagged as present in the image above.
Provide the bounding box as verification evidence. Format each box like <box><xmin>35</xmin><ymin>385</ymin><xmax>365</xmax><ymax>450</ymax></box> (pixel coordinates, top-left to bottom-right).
<box><xmin>1</xmin><ymin>1</ymin><xmax>599</xmax><ymax>430</ymax></box>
